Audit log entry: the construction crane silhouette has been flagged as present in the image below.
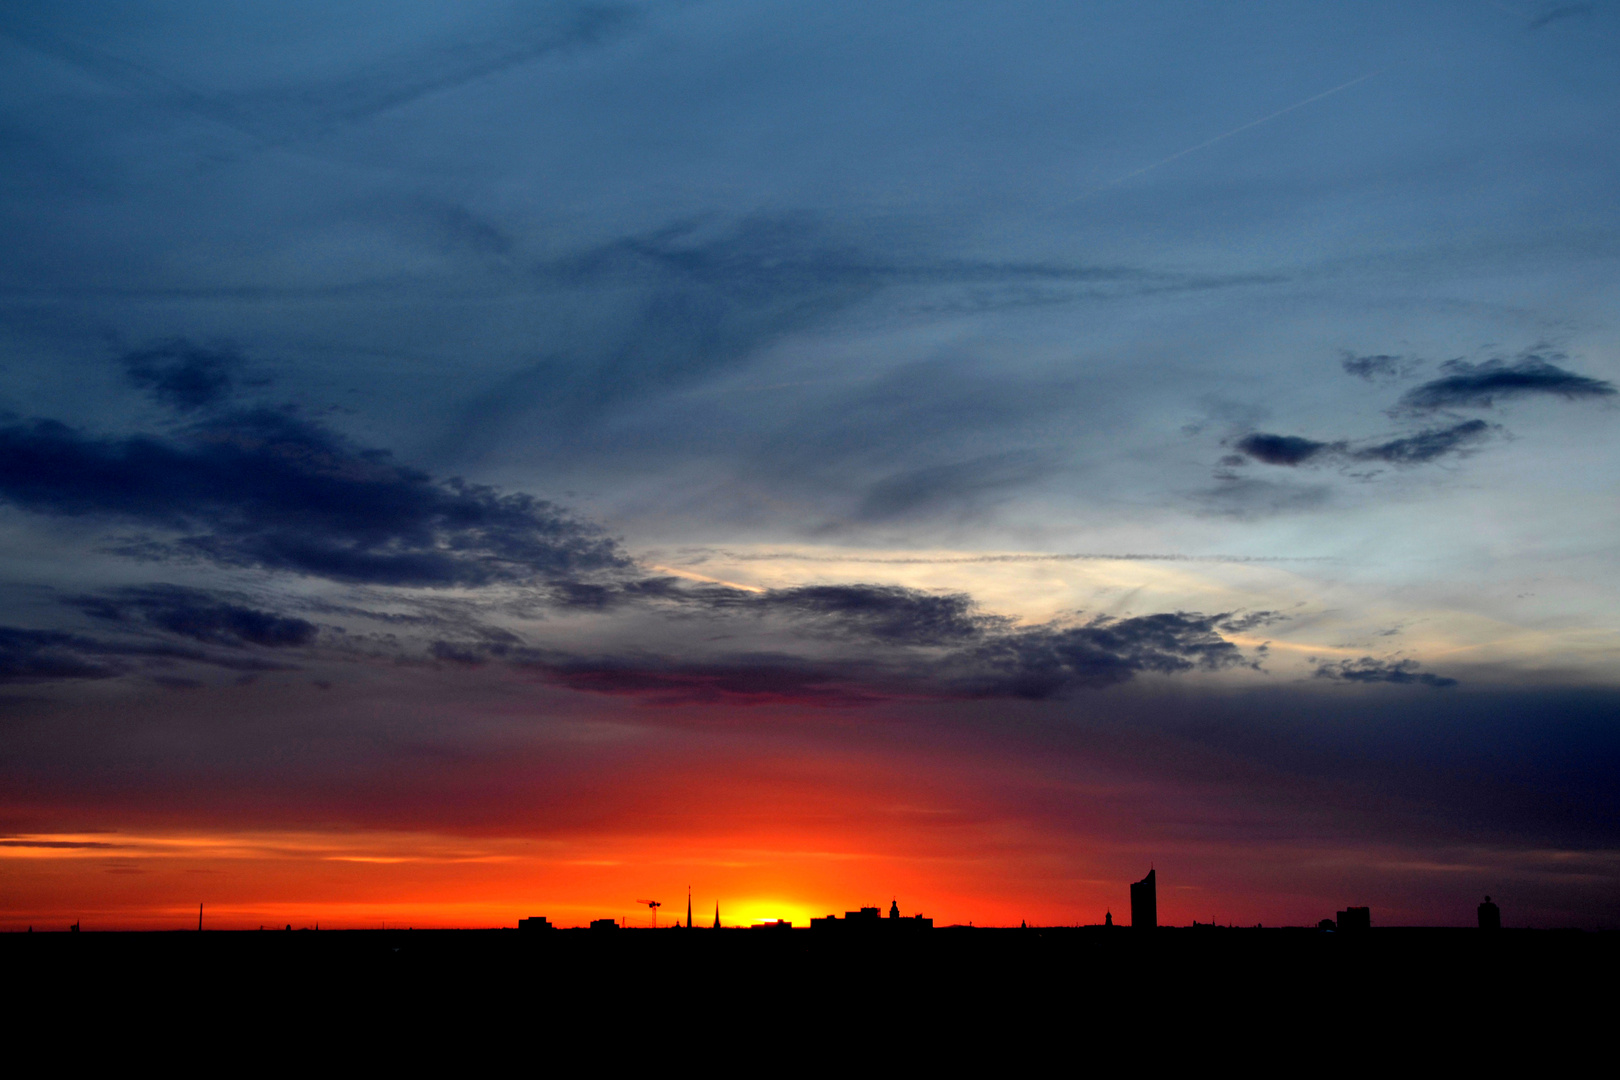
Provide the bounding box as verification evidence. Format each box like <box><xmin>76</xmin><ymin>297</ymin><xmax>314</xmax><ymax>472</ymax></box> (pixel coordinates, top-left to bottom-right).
<box><xmin>636</xmin><ymin>899</ymin><xmax>662</xmax><ymax>929</ymax></box>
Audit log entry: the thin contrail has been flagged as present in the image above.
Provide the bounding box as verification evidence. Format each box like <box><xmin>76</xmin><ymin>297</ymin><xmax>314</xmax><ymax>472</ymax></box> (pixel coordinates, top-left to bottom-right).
<box><xmin>676</xmin><ymin>550</ymin><xmax>1335</xmax><ymax>566</ymax></box>
<box><xmin>1081</xmin><ymin>68</ymin><xmax>1384</xmax><ymax>197</ymax></box>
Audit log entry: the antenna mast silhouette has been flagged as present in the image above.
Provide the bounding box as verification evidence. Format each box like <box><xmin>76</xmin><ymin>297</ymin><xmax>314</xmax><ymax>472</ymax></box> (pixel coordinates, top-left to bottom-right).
<box><xmin>636</xmin><ymin>899</ymin><xmax>662</xmax><ymax>929</ymax></box>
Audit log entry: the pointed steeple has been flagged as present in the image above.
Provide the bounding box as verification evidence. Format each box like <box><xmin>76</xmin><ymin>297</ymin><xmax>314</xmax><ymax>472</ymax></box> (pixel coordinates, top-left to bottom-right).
<box><xmin>687</xmin><ymin>886</ymin><xmax>693</xmax><ymax>929</ymax></box>
<box><xmin>713</xmin><ymin>901</ymin><xmax>721</xmax><ymax>929</ymax></box>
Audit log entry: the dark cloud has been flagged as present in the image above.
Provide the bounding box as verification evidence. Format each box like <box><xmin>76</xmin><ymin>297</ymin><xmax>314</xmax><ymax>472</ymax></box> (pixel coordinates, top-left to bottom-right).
<box><xmin>1235</xmin><ymin>421</ymin><xmax>1493</xmax><ymax>468</ymax></box>
<box><xmin>0</xmin><ymin>627</ymin><xmax>124</xmax><ymax>683</ymax></box>
<box><xmin>0</xmin><ymin>409</ymin><xmax>627</xmax><ymax>587</ymax></box>
<box><xmin>522</xmin><ymin>609</ymin><xmax>1249</xmax><ymax>705</ymax></box>
<box><xmin>1233</xmin><ymin>433</ymin><xmax>1336</xmax><ymax>466</ymax></box>
<box><xmin>1351</xmin><ymin>420</ymin><xmax>1493</xmax><ymax>464</ymax></box>
<box><xmin>1315</xmin><ymin>657</ymin><xmax>1457</xmax><ymax>688</ymax></box>
<box><xmin>1217</xmin><ymin>610</ymin><xmax>1289</xmax><ymax>633</ymax></box>
<box><xmin>0</xmin><ymin>622</ymin><xmax>290</xmax><ymax>684</ymax></box>
<box><xmin>958</xmin><ymin>613</ymin><xmax>1249</xmax><ymax>699</ymax></box>
<box><xmin>528</xmin><ymin>654</ymin><xmax>883</xmax><ymax>707</ymax></box>
<box><xmin>1398</xmin><ymin>355</ymin><xmax>1615</xmax><ymax>412</ymax></box>
<box><xmin>72</xmin><ymin>586</ymin><xmax>316</xmax><ymax>648</ymax></box>
<box><xmin>477</xmin><ymin>578</ymin><xmax>1008</xmax><ymax>644</ymax></box>
<box><xmin>120</xmin><ymin>340</ymin><xmax>240</xmax><ymax>412</ymax></box>
<box><xmin>741</xmin><ymin>584</ymin><xmax>1004</xmax><ymax>645</ymax></box>
<box><xmin>1340</xmin><ymin>353</ymin><xmax>1415</xmax><ymax>382</ymax></box>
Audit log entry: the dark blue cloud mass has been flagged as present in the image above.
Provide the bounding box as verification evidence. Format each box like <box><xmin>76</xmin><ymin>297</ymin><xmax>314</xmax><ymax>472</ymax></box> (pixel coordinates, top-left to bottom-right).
<box><xmin>71</xmin><ymin>585</ymin><xmax>316</xmax><ymax>648</ymax></box>
<box><xmin>1315</xmin><ymin>657</ymin><xmax>1457</xmax><ymax>688</ymax></box>
<box><xmin>0</xmin><ymin>409</ymin><xmax>627</xmax><ymax>586</ymax></box>
<box><xmin>1399</xmin><ymin>356</ymin><xmax>1616</xmax><ymax>412</ymax></box>
<box><xmin>1235</xmin><ymin>420</ymin><xmax>1493</xmax><ymax>468</ymax></box>
<box><xmin>120</xmin><ymin>340</ymin><xmax>243</xmax><ymax>412</ymax></box>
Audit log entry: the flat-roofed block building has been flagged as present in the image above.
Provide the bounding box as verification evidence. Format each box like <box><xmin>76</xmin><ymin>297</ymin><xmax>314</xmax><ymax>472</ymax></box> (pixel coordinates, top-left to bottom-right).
<box><xmin>1336</xmin><ymin>906</ymin><xmax>1371</xmax><ymax>932</ymax></box>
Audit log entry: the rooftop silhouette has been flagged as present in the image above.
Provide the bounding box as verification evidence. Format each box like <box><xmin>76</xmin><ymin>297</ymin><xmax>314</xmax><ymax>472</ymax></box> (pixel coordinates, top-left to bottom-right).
<box><xmin>810</xmin><ymin>900</ymin><xmax>933</xmax><ymax>930</ymax></box>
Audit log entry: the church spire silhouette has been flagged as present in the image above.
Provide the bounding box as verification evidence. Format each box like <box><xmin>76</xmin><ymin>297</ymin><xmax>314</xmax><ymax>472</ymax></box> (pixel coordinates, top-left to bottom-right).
<box><xmin>713</xmin><ymin>901</ymin><xmax>720</xmax><ymax>929</ymax></box>
<box><xmin>687</xmin><ymin>886</ymin><xmax>693</xmax><ymax>929</ymax></box>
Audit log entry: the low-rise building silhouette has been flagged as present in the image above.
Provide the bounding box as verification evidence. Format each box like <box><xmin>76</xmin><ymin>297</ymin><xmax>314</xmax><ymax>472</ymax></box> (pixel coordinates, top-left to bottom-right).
<box><xmin>751</xmin><ymin>919</ymin><xmax>793</xmax><ymax>929</ymax></box>
<box><xmin>810</xmin><ymin>900</ymin><xmax>932</xmax><ymax>930</ymax></box>
<box><xmin>1130</xmin><ymin>870</ymin><xmax>1156</xmax><ymax>930</ymax></box>
<box><xmin>589</xmin><ymin>918</ymin><xmax>619</xmax><ymax>930</ymax></box>
<box><xmin>518</xmin><ymin>916</ymin><xmax>552</xmax><ymax>930</ymax></box>
<box><xmin>1336</xmin><ymin>906</ymin><xmax>1371</xmax><ymax>932</ymax></box>
<box><xmin>1478</xmin><ymin>896</ymin><xmax>1501</xmax><ymax>931</ymax></box>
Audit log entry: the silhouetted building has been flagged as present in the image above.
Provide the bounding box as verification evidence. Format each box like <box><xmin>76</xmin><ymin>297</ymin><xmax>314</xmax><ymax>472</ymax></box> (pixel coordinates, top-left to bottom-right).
<box><xmin>1130</xmin><ymin>870</ymin><xmax>1156</xmax><ymax>930</ymax></box>
<box><xmin>1478</xmin><ymin>896</ymin><xmax>1501</xmax><ymax>931</ymax></box>
<box><xmin>1318</xmin><ymin>918</ymin><xmax>1337</xmax><ymax>932</ymax></box>
<box><xmin>751</xmin><ymin>919</ymin><xmax>792</xmax><ymax>929</ymax></box>
<box><xmin>590</xmin><ymin>918</ymin><xmax>619</xmax><ymax>930</ymax></box>
<box><xmin>713</xmin><ymin>902</ymin><xmax>720</xmax><ymax>929</ymax></box>
<box><xmin>811</xmin><ymin>902</ymin><xmax>932</xmax><ymax>930</ymax></box>
<box><xmin>518</xmin><ymin>916</ymin><xmax>553</xmax><ymax>930</ymax></box>
<box><xmin>1336</xmin><ymin>907</ymin><xmax>1370</xmax><ymax>933</ymax></box>
<box><xmin>1105</xmin><ymin>911</ymin><xmax>1113</xmax><ymax>927</ymax></box>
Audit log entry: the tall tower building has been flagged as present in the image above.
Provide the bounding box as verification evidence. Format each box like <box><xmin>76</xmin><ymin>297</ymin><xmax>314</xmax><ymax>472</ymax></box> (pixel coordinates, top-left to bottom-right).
<box><xmin>687</xmin><ymin>886</ymin><xmax>693</xmax><ymax>930</ymax></box>
<box><xmin>889</xmin><ymin>899</ymin><xmax>900</xmax><ymax>919</ymax></box>
<box><xmin>1478</xmin><ymin>896</ymin><xmax>1501</xmax><ymax>931</ymax></box>
<box><xmin>713</xmin><ymin>902</ymin><xmax>720</xmax><ymax>929</ymax></box>
<box><xmin>1130</xmin><ymin>869</ymin><xmax>1157</xmax><ymax>930</ymax></box>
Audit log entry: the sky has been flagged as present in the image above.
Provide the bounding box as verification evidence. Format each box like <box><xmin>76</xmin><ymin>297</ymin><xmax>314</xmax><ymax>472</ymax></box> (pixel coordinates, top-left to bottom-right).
<box><xmin>2</xmin><ymin>0</ymin><xmax>1618</xmax><ymax>930</ymax></box>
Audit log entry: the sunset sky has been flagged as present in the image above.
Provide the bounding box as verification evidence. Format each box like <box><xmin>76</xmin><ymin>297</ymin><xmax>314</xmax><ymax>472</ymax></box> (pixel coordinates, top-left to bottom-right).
<box><xmin>2</xmin><ymin>1</ymin><xmax>1618</xmax><ymax>930</ymax></box>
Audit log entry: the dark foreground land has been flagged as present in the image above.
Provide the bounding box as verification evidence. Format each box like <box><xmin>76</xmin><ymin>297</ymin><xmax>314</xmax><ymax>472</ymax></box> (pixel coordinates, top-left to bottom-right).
<box><xmin>6</xmin><ymin>925</ymin><xmax>1612</xmax><ymax>1007</ymax></box>
<box><xmin>4</xmin><ymin>927</ymin><xmax>1613</xmax><ymax>1061</ymax></box>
